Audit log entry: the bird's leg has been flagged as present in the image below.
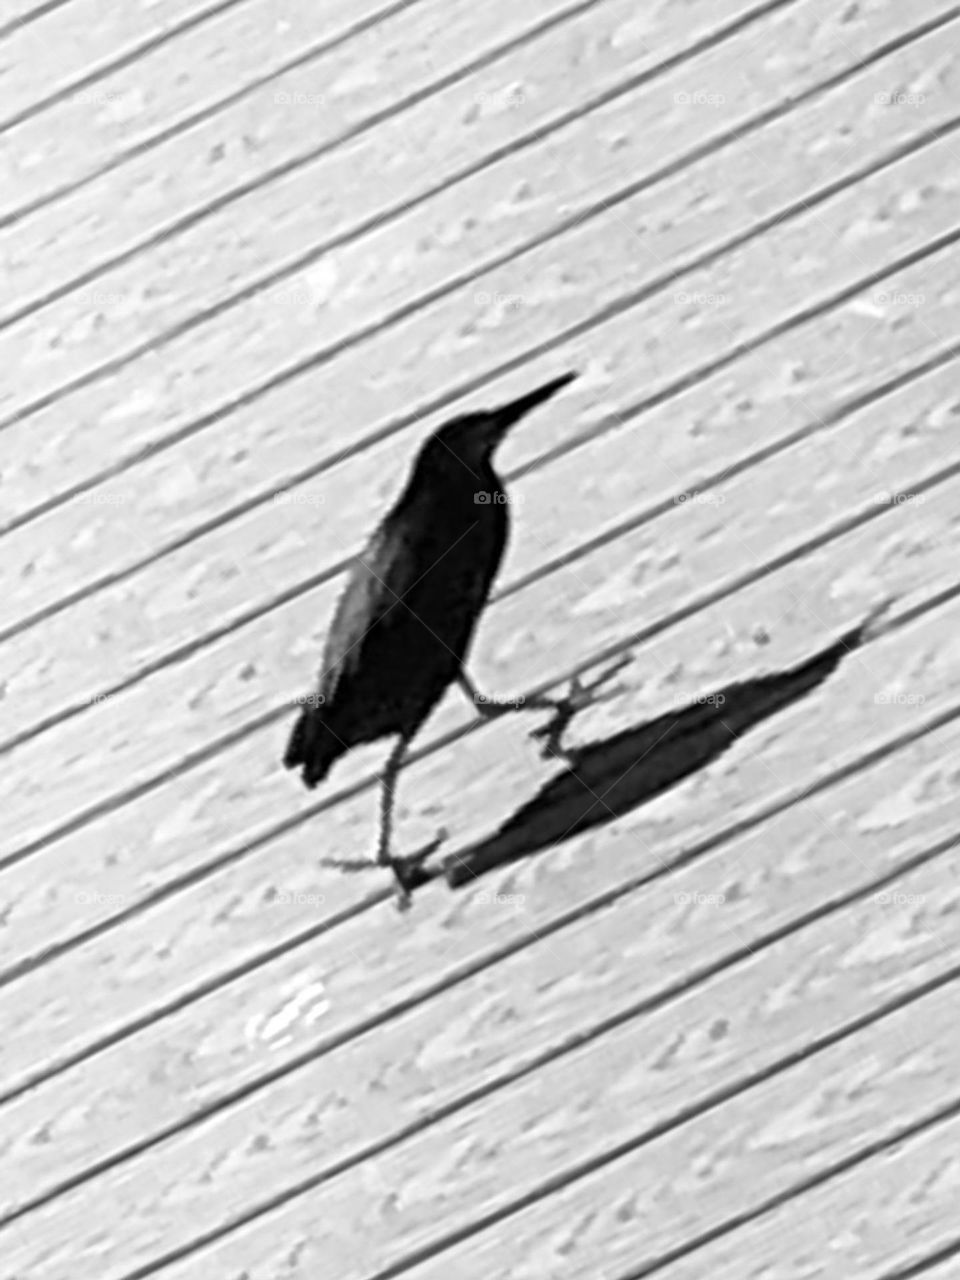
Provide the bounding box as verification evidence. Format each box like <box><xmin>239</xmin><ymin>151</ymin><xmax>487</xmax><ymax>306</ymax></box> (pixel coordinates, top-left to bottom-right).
<box><xmin>529</xmin><ymin>655</ymin><xmax>633</xmax><ymax>761</ymax></box>
<box><xmin>318</xmin><ymin>737</ymin><xmax>444</xmax><ymax>906</ymax></box>
<box><xmin>376</xmin><ymin>736</ymin><xmax>413</xmax><ymax>907</ymax></box>
<box><xmin>377</xmin><ymin>736</ymin><xmax>447</xmax><ymax>910</ymax></box>
<box><xmin>376</xmin><ymin>737</ymin><xmax>405</xmax><ymax>866</ymax></box>
<box><xmin>459</xmin><ymin>655</ymin><xmax>631</xmax><ymax>758</ymax></box>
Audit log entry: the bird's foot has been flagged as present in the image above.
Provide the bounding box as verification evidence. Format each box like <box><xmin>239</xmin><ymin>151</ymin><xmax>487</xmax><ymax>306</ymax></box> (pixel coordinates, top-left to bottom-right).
<box><xmin>382</xmin><ymin>827</ymin><xmax>449</xmax><ymax>911</ymax></box>
<box><xmin>318</xmin><ymin>855</ymin><xmax>381</xmax><ymax>873</ymax></box>
<box><xmin>318</xmin><ymin>827</ymin><xmax>447</xmax><ymax>909</ymax></box>
<box><xmin>528</xmin><ymin>654</ymin><xmax>633</xmax><ymax>760</ymax></box>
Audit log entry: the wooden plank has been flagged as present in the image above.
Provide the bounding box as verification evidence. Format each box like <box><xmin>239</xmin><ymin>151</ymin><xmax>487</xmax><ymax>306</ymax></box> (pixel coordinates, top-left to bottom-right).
<box><xmin>0</xmin><ymin>1</ymin><xmax>419</xmax><ymax>167</ymax></box>
<box><xmin>1</xmin><ymin>439</ymin><xmax>955</xmax><ymax>975</ymax></box>
<box><xmin>2</xmin><ymin>698</ymin><xmax>957</xmax><ymax>1243</ymax></box>
<box><xmin>3</xmin><ymin>0</ymin><xmax>956</xmax><ymax>1273</ymax></box>
<box><xmin>2</xmin><ymin>13</ymin><xmax>955</xmax><ymax>627</ymax></box>
<box><xmin>2</xmin><ymin>111</ymin><xmax>956</xmax><ymax>667</ymax></box>
<box><xmin>882</xmin><ymin>1247</ymin><xmax>960</xmax><ymax>1280</ymax></box>
<box><xmin>1</xmin><ymin>267</ymin><xmax>951</xmax><ymax>894</ymax></box>
<box><xmin>1</xmin><ymin>0</ymin><xmax>586</xmax><ymax>224</ymax></box>
<box><xmin>0</xmin><ymin>586</ymin><xmax>955</xmax><ymax>1172</ymax></box>
<box><xmin>2</xmin><ymin>284</ymin><xmax>956</xmax><ymax>748</ymax></box>
<box><xmin>625</xmin><ymin>1112</ymin><xmax>960</xmax><ymax>1280</ymax></box>
<box><xmin>0</xmin><ymin>1</ymin><xmax>69</xmax><ymax>41</ymax></box>
<box><xmin>3</xmin><ymin>471</ymin><xmax>957</xmax><ymax>1018</ymax></box>
<box><xmin>8</xmin><ymin>0</ymin><xmax>952</xmax><ymax>416</ymax></box>
<box><xmin>25</xmin><ymin>865</ymin><xmax>953</xmax><ymax>1279</ymax></box>
<box><xmin>3</xmin><ymin>287</ymin><xmax>958</xmax><ymax>853</ymax></box>
<box><xmin>400</xmin><ymin>1063</ymin><xmax>960</xmax><ymax>1280</ymax></box>
<box><xmin>0</xmin><ymin>0</ymin><xmax>649</xmax><ymax>319</ymax></box>
<box><xmin>0</xmin><ymin>0</ymin><xmax>254</xmax><ymax>123</ymax></box>
<box><xmin>4</xmin><ymin>0</ymin><xmax>947</xmax><ymax>512</ymax></box>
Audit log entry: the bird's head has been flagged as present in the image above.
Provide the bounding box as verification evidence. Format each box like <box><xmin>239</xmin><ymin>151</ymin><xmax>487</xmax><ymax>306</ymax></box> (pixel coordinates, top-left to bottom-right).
<box><xmin>424</xmin><ymin>372</ymin><xmax>577</xmax><ymax>475</ymax></box>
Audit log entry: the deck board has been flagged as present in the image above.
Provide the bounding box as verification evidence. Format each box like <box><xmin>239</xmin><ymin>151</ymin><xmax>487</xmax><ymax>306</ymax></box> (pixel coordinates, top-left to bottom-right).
<box><xmin>2</xmin><ymin>0</ymin><xmax>958</xmax><ymax>1275</ymax></box>
<box><xmin>7</xmin><ymin>0</ymin><xmax>950</xmax><ymax>512</ymax></box>
<box><xmin>10</xmin><ymin>0</ymin><xmax>941</xmax><ymax>408</ymax></box>
<box><xmin>3</xmin><ymin>11</ymin><xmax>957</xmax><ymax>623</ymax></box>
<box><xmin>401</xmin><ymin>1034</ymin><xmax>960</xmax><ymax>1280</ymax></box>
<box><xmin>4</xmin><ymin>713</ymin><xmax>959</xmax><ymax>1263</ymax></box>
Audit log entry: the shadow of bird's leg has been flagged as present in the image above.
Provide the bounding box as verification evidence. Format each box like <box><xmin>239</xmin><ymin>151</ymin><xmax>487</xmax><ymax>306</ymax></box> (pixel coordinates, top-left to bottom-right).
<box><xmin>457</xmin><ymin>671</ymin><xmax>523</xmax><ymax>719</ymax></box>
<box><xmin>529</xmin><ymin>654</ymin><xmax>634</xmax><ymax>761</ymax></box>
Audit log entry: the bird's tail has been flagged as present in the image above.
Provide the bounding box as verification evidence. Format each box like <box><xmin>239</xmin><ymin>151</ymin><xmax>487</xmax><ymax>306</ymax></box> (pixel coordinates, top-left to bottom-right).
<box><xmin>283</xmin><ymin>705</ymin><xmax>346</xmax><ymax>788</ymax></box>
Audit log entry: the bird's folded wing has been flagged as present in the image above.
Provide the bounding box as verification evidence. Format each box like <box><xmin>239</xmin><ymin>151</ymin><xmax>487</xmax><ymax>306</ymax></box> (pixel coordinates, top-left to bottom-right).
<box><xmin>317</xmin><ymin>518</ymin><xmax>419</xmax><ymax>703</ymax></box>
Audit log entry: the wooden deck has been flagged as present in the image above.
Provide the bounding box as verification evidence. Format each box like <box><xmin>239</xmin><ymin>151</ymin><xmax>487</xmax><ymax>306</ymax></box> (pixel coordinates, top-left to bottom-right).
<box><xmin>2</xmin><ymin>0</ymin><xmax>959</xmax><ymax>1275</ymax></box>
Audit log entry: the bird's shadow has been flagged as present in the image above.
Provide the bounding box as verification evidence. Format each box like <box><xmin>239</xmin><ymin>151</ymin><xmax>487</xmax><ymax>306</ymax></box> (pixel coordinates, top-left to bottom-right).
<box><xmin>400</xmin><ymin>604</ymin><xmax>891</xmax><ymax>896</ymax></box>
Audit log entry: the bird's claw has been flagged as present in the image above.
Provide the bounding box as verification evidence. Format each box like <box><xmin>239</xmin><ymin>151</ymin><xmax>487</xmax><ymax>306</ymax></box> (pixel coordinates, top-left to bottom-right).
<box><xmin>318</xmin><ymin>827</ymin><xmax>448</xmax><ymax>911</ymax></box>
<box><xmin>529</xmin><ymin>654</ymin><xmax>632</xmax><ymax>760</ymax></box>
<box><xmin>318</xmin><ymin>856</ymin><xmax>381</xmax><ymax>873</ymax></box>
<box><xmin>388</xmin><ymin>826</ymin><xmax>449</xmax><ymax>910</ymax></box>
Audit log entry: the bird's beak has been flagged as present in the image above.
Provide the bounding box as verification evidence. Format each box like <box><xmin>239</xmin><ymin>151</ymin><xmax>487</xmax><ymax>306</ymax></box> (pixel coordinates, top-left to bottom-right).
<box><xmin>485</xmin><ymin>371</ymin><xmax>577</xmax><ymax>440</ymax></box>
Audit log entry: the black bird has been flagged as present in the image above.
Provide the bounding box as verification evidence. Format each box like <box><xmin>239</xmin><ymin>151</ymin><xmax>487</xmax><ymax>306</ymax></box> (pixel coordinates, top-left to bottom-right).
<box><xmin>284</xmin><ymin>372</ymin><xmax>583</xmax><ymax>899</ymax></box>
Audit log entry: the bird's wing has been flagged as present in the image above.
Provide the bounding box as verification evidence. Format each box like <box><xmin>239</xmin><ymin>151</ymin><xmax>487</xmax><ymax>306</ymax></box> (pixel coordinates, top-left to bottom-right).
<box><xmin>317</xmin><ymin>518</ymin><xmax>418</xmax><ymax>704</ymax></box>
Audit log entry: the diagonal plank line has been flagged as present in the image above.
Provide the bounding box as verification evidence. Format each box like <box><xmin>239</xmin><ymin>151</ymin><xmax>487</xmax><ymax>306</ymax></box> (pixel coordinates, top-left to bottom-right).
<box><xmin>0</xmin><ymin>600</ymin><xmax>956</xmax><ymax>1102</ymax></box>
<box><xmin>3</xmin><ymin>335</ymin><xmax>955</xmax><ymax>760</ymax></box>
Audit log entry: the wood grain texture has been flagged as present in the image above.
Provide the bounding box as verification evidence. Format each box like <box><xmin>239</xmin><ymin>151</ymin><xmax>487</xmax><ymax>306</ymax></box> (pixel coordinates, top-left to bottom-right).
<box><xmin>3</xmin><ymin>125</ymin><xmax>958</xmax><ymax>833</ymax></box>
<box><xmin>9</xmin><ymin>0</ymin><xmax>946</xmax><ymax>409</ymax></box>
<box><xmin>3</xmin><ymin>12</ymin><xmax>957</xmax><ymax>646</ymax></box>
<box><xmin>0</xmin><ymin>0</ymin><xmax>254</xmax><ymax>122</ymax></box>
<box><xmin>0</xmin><ymin>0</ymin><xmax>412</xmax><ymax>195</ymax></box>
<box><xmin>0</xmin><ymin>0</ymin><xmax>611</xmax><ymax>328</ymax></box>
<box><xmin>5</xmin><ymin>0</ymin><xmax>948</xmax><ymax>514</ymax></box>
<box><xmin>2</xmin><ymin>516</ymin><xmax>958</xmax><ymax>1080</ymax></box>
<box><xmin>144</xmin><ymin>979</ymin><xmax>960</xmax><ymax>1280</ymax></box>
<box><xmin>4</xmin><ymin>710</ymin><xmax>957</xmax><ymax>1223</ymax></box>
<box><xmin>1</xmin><ymin>599</ymin><xmax>957</xmax><ymax>1219</ymax></box>
<box><xmin>5</xmin><ymin>733</ymin><xmax>959</xmax><ymax>1274</ymax></box>
<box><xmin>2</xmin><ymin>0</ymin><xmax>958</xmax><ymax>1275</ymax></box>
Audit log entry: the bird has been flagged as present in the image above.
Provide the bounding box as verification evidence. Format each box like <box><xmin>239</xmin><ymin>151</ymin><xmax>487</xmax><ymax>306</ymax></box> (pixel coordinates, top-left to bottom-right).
<box><xmin>284</xmin><ymin>371</ymin><xmax>589</xmax><ymax>902</ymax></box>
